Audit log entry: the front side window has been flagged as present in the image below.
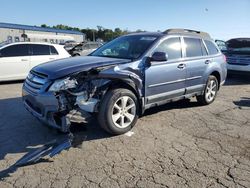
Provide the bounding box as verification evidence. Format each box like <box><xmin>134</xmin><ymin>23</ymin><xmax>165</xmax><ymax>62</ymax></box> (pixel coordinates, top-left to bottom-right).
<box><xmin>0</xmin><ymin>44</ymin><xmax>29</xmax><ymax>57</ymax></box>
<box><xmin>32</xmin><ymin>44</ymin><xmax>50</xmax><ymax>55</ymax></box>
<box><xmin>154</xmin><ymin>37</ymin><xmax>182</xmax><ymax>60</ymax></box>
<box><xmin>184</xmin><ymin>38</ymin><xmax>203</xmax><ymax>57</ymax></box>
<box><xmin>204</xmin><ymin>40</ymin><xmax>219</xmax><ymax>55</ymax></box>
<box><xmin>91</xmin><ymin>35</ymin><xmax>158</xmax><ymax>60</ymax></box>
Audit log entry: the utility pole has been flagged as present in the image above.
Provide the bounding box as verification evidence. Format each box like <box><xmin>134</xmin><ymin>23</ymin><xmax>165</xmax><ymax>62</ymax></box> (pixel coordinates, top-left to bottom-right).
<box><xmin>92</xmin><ymin>30</ymin><xmax>95</xmax><ymax>42</ymax></box>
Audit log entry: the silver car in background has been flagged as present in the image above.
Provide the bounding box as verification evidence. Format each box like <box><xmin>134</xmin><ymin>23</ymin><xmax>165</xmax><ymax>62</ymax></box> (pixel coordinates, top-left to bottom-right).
<box><xmin>68</xmin><ymin>42</ymin><xmax>103</xmax><ymax>56</ymax></box>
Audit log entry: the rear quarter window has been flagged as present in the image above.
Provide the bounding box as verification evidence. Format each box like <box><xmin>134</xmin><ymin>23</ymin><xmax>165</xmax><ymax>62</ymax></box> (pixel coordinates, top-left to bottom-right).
<box><xmin>50</xmin><ymin>46</ymin><xmax>59</xmax><ymax>55</ymax></box>
<box><xmin>204</xmin><ymin>40</ymin><xmax>219</xmax><ymax>55</ymax></box>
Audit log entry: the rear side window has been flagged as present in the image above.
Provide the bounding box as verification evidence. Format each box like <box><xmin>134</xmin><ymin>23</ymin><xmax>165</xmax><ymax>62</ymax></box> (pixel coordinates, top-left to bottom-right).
<box><xmin>32</xmin><ymin>44</ymin><xmax>50</xmax><ymax>55</ymax></box>
<box><xmin>155</xmin><ymin>37</ymin><xmax>182</xmax><ymax>60</ymax></box>
<box><xmin>50</xmin><ymin>46</ymin><xmax>58</xmax><ymax>55</ymax></box>
<box><xmin>184</xmin><ymin>38</ymin><xmax>203</xmax><ymax>57</ymax></box>
<box><xmin>204</xmin><ymin>40</ymin><xmax>219</xmax><ymax>55</ymax></box>
<box><xmin>0</xmin><ymin>44</ymin><xmax>29</xmax><ymax>57</ymax></box>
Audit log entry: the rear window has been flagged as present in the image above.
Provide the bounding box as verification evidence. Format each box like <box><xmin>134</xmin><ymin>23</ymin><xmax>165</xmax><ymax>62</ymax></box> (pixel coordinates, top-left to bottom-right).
<box><xmin>32</xmin><ymin>44</ymin><xmax>50</xmax><ymax>55</ymax></box>
<box><xmin>184</xmin><ymin>38</ymin><xmax>204</xmax><ymax>57</ymax></box>
<box><xmin>0</xmin><ymin>44</ymin><xmax>29</xmax><ymax>57</ymax></box>
<box><xmin>204</xmin><ymin>40</ymin><xmax>219</xmax><ymax>55</ymax></box>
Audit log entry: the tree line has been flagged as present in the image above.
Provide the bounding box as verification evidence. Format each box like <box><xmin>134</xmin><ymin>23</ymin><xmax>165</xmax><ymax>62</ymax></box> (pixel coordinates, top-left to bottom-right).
<box><xmin>41</xmin><ymin>24</ymin><xmax>145</xmax><ymax>42</ymax></box>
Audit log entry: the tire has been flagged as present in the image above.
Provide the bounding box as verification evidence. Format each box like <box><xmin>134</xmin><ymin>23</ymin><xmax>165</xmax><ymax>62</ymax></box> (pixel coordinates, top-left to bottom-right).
<box><xmin>197</xmin><ymin>75</ymin><xmax>218</xmax><ymax>105</ymax></box>
<box><xmin>98</xmin><ymin>88</ymin><xmax>139</xmax><ymax>135</ymax></box>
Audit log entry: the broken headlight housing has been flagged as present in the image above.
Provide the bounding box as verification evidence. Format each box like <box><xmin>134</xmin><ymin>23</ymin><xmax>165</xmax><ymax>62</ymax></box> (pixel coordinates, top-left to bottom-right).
<box><xmin>49</xmin><ymin>77</ymin><xmax>78</xmax><ymax>92</ymax></box>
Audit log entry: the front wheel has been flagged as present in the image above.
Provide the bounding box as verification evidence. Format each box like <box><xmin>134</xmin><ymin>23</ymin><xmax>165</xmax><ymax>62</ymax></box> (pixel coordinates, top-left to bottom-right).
<box><xmin>98</xmin><ymin>88</ymin><xmax>139</xmax><ymax>135</ymax></box>
<box><xmin>197</xmin><ymin>75</ymin><xmax>218</xmax><ymax>105</ymax></box>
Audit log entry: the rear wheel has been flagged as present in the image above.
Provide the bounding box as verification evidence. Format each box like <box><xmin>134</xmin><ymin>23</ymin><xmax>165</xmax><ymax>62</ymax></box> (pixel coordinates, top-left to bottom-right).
<box><xmin>197</xmin><ymin>75</ymin><xmax>218</xmax><ymax>105</ymax></box>
<box><xmin>98</xmin><ymin>88</ymin><xmax>139</xmax><ymax>135</ymax></box>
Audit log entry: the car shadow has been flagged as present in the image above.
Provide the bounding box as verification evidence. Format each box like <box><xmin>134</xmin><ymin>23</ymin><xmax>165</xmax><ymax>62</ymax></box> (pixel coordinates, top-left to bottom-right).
<box><xmin>0</xmin><ymin>80</ymin><xmax>24</xmax><ymax>85</ymax></box>
<box><xmin>0</xmin><ymin>96</ymin><xmax>111</xmax><ymax>179</ymax></box>
<box><xmin>224</xmin><ymin>73</ymin><xmax>250</xmax><ymax>86</ymax></box>
<box><xmin>233</xmin><ymin>97</ymin><xmax>250</xmax><ymax>108</ymax></box>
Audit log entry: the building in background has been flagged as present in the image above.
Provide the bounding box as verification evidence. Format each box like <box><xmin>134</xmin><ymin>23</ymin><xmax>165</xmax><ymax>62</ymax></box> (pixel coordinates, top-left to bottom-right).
<box><xmin>0</xmin><ymin>22</ymin><xmax>85</xmax><ymax>44</ymax></box>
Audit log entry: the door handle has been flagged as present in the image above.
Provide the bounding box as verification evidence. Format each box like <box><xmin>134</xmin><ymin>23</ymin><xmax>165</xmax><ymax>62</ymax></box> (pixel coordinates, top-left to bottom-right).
<box><xmin>21</xmin><ymin>59</ymin><xmax>28</xmax><ymax>61</ymax></box>
<box><xmin>49</xmin><ymin>58</ymin><xmax>55</xmax><ymax>60</ymax></box>
<box><xmin>177</xmin><ymin>63</ymin><xmax>186</xmax><ymax>69</ymax></box>
<box><xmin>205</xmin><ymin>60</ymin><xmax>212</xmax><ymax>64</ymax></box>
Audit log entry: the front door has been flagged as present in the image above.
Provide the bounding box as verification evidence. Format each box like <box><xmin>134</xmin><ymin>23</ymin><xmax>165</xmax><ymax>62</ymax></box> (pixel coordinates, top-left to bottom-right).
<box><xmin>145</xmin><ymin>37</ymin><xmax>186</xmax><ymax>104</ymax></box>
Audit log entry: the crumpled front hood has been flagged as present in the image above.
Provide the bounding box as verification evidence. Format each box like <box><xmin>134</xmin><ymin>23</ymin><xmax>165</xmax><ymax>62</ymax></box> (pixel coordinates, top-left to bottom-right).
<box><xmin>32</xmin><ymin>56</ymin><xmax>131</xmax><ymax>80</ymax></box>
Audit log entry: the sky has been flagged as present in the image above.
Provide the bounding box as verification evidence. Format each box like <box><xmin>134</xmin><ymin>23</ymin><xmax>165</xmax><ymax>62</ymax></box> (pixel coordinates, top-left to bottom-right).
<box><xmin>1</xmin><ymin>0</ymin><xmax>250</xmax><ymax>40</ymax></box>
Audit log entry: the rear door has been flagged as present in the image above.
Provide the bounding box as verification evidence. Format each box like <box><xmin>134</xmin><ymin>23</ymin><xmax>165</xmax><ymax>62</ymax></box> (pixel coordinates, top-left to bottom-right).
<box><xmin>29</xmin><ymin>44</ymin><xmax>57</xmax><ymax>69</ymax></box>
<box><xmin>183</xmin><ymin>37</ymin><xmax>208</xmax><ymax>94</ymax></box>
<box><xmin>0</xmin><ymin>44</ymin><xmax>30</xmax><ymax>81</ymax></box>
<box><xmin>145</xmin><ymin>37</ymin><xmax>186</xmax><ymax>104</ymax></box>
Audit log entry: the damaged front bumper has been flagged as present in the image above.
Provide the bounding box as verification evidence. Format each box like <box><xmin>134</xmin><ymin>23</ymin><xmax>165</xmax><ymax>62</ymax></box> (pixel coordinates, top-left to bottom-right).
<box><xmin>22</xmin><ymin>85</ymin><xmax>93</xmax><ymax>132</ymax></box>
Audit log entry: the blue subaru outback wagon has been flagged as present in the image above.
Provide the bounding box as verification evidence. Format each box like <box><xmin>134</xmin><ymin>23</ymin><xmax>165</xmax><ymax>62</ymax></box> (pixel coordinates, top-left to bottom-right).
<box><xmin>22</xmin><ymin>29</ymin><xmax>227</xmax><ymax>135</ymax></box>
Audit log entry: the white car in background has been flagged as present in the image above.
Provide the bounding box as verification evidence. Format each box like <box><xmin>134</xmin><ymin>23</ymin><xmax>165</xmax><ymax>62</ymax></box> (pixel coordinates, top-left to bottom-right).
<box><xmin>0</xmin><ymin>42</ymin><xmax>71</xmax><ymax>81</ymax></box>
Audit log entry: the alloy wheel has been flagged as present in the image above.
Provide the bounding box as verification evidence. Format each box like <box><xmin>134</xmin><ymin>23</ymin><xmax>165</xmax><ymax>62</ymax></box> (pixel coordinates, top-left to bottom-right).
<box><xmin>205</xmin><ymin>79</ymin><xmax>217</xmax><ymax>102</ymax></box>
<box><xmin>111</xmin><ymin>96</ymin><xmax>136</xmax><ymax>128</ymax></box>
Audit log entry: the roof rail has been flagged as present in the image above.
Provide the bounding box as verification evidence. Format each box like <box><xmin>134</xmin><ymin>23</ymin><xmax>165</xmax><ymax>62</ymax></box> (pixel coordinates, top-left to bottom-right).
<box><xmin>163</xmin><ymin>28</ymin><xmax>211</xmax><ymax>39</ymax></box>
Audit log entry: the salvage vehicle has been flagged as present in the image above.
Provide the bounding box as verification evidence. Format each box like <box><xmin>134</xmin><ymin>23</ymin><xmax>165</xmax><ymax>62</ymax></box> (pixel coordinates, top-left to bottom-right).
<box><xmin>225</xmin><ymin>38</ymin><xmax>250</xmax><ymax>74</ymax></box>
<box><xmin>68</xmin><ymin>42</ymin><xmax>103</xmax><ymax>56</ymax></box>
<box><xmin>215</xmin><ymin>39</ymin><xmax>227</xmax><ymax>52</ymax></box>
<box><xmin>0</xmin><ymin>42</ymin><xmax>70</xmax><ymax>81</ymax></box>
<box><xmin>22</xmin><ymin>29</ymin><xmax>227</xmax><ymax>135</ymax></box>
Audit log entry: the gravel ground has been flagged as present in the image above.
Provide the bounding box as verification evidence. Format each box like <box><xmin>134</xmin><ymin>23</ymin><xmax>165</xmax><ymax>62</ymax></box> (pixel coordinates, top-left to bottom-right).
<box><xmin>0</xmin><ymin>75</ymin><xmax>250</xmax><ymax>188</ymax></box>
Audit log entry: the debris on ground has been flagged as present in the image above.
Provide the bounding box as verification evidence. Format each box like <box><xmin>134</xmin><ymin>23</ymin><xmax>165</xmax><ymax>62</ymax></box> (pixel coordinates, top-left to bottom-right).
<box><xmin>14</xmin><ymin>133</ymin><xmax>73</xmax><ymax>167</ymax></box>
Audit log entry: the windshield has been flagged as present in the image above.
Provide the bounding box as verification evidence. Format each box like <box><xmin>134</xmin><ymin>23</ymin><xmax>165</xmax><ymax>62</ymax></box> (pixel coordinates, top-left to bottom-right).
<box><xmin>90</xmin><ymin>35</ymin><xmax>158</xmax><ymax>60</ymax></box>
<box><xmin>227</xmin><ymin>38</ymin><xmax>250</xmax><ymax>54</ymax></box>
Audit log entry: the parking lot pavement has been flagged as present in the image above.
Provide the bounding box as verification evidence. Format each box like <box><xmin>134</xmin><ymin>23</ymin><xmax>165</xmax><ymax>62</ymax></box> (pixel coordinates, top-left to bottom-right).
<box><xmin>0</xmin><ymin>76</ymin><xmax>250</xmax><ymax>188</ymax></box>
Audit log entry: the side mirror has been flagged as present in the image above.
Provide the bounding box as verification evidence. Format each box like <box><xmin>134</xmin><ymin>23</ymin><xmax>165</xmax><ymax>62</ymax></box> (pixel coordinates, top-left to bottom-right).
<box><xmin>151</xmin><ymin>52</ymin><xmax>168</xmax><ymax>62</ymax></box>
